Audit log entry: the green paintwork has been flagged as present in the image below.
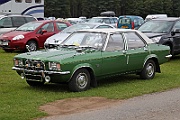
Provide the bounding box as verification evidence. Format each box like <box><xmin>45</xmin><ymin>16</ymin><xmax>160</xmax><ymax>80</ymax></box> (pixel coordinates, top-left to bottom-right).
<box><xmin>12</xmin><ymin>29</ymin><xmax>171</xmax><ymax>87</ymax></box>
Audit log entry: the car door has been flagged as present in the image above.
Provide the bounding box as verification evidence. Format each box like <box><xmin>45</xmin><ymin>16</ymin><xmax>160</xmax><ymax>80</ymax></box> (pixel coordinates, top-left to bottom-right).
<box><xmin>123</xmin><ymin>32</ymin><xmax>149</xmax><ymax>72</ymax></box>
<box><xmin>171</xmin><ymin>20</ymin><xmax>180</xmax><ymax>53</ymax></box>
<box><xmin>37</xmin><ymin>22</ymin><xmax>56</xmax><ymax>47</ymax></box>
<box><xmin>101</xmin><ymin>33</ymin><xmax>127</xmax><ymax>76</ymax></box>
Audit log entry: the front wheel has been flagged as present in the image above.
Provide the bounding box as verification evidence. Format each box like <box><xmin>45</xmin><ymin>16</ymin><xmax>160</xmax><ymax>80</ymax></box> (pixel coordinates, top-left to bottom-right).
<box><xmin>26</xmin><ymin>40</ymin><xmax>37</xmax><ymax>51</ymax></box>
<box><xmin>140</xmin><ymin>60</ymin><xmax>156</xmax><ymax>79</ymax></box>
<box><xmin>68</xmin><ymin>69</ymin><xmax>90</xmax><ymax>92</ymax></box>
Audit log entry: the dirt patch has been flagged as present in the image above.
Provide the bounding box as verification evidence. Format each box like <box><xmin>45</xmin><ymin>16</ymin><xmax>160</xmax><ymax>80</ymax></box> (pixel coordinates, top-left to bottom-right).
<box><xmin>39</xmin><ymin>97</ymin><xmax>122</xmax><ymax>116</ymax></box>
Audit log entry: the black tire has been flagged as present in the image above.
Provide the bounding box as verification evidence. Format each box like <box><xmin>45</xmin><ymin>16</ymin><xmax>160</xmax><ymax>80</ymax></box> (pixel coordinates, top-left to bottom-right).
<box><xmin>68</xmin><ymin>69</ymin><xmax>90</xmax><ymax>92</ymax></box>
<box><xmin>26</xmin><ymin>40</ymin><xmax>37</xmax><ymax>51</ymax></box>
<box><xmin>140</xmin><ymin>59</ymin><xmax>156</xmax><ymax>79</ymax></box>
<box><xmin>26</xmin><ymin>80</ymin><xmax>44</xmax><ymax>87</ymax></box>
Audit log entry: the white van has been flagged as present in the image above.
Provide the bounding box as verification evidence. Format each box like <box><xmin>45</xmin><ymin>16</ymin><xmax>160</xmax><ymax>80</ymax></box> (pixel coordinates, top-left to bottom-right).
<box><xmin>145</xmin><ymin>14</ymin><xmax>167</xmax><ymax>22</ymax></box>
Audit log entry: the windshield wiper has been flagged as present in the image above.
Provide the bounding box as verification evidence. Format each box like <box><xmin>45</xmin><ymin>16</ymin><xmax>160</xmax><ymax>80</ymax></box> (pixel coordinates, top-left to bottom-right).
<box><xmin>79</xmin><ymin>45</ymin><xmax>97</xmax><ymax>49</ymax></box>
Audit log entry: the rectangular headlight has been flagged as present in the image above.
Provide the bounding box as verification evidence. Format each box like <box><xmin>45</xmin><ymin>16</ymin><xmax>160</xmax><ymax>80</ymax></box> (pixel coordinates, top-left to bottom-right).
<box><xmin>48</xmin><ymin>62</ymin><xmax>61</xmax><ymax>71</ymax></box>
<box><xmin>14</xmin><ymin>58</ymin><xmax>23</xmax><ymax>67</ymax></box>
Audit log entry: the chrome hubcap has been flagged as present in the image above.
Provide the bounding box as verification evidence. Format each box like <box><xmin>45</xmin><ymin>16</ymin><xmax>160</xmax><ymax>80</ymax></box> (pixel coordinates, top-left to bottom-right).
<box><xmin>29</xmin><ymin>43</ymin><xmax>37</xmax><ymax>51</ymax></box>
<box><xmin>76</xmin><ymin>73</ymin><xmax>88</xmax><ymax>89</ymax></box>
<box><xmin>146</xmin><ymin>63</ymin><xmax>154</xmax><ymax>77</ymax></box>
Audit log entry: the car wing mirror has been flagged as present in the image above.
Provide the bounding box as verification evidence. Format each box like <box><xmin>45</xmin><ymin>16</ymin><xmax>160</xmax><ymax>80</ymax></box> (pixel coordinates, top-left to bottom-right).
<box><xmin>40</xmin><ymin>29</ymin><xmax>47</xmax><ymax>35</ymax></box>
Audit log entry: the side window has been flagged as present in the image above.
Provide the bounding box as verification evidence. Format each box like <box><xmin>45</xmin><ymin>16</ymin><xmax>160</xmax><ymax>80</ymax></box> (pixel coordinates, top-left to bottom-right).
<box><xmin>12</xmin><ymin>17</ymin><xmax>26</xmax><ymax>27</ymax></box>
<box><xmin>124</xmin><ymin>32</ymin><xmax>145</xmax><ymax>49</ymax></box>
<box><xmin>56</xmin><ymin>22</ymin><xmax>68</xmax><ymax>31</ymax></box>
<box><xmin>106</xmin><ymin>33</ymin><xmax>124</xmax><ymax>51</ymax></box>
<box><xmin>0</xmin><ymin>17</ymin><xmax>13</xmax><ymax>28</ymax></box>
<box><xmin>173</xmin><ymin>21</ymin><xmax>180</xmax><ymax>29</ymax></box>
<box><xmin>40</xmin><ymin>22</ymin><xmax>54</xmax><ymax>32</ymax></box>
<box><xmin>96</xmin><ymin>25</ymin><xmax>113</xmax><ymax>28</ymax></box>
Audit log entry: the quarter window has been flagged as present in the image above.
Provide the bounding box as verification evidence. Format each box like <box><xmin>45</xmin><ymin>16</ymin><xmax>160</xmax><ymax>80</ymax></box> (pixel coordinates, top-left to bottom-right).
<box><xmin>106</xmin><ymin>33</ymin><xmax>124</xmax><ymax>51</ymax></box>
<box><xmin>124</xmin><ymin>32</ymin><xmax>145</xmax><ymax>49</ymax></box>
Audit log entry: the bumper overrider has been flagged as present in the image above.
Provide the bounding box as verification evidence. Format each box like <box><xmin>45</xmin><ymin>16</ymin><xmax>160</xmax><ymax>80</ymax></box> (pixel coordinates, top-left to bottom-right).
<box><xmin>12</xmin><ymin>67</ymin><xmax>70</xmax><ymax>82</ymax></box>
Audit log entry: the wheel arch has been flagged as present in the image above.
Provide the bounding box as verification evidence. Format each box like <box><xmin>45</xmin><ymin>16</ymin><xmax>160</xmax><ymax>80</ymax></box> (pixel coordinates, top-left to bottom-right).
<box><xmin>144</xmin><ymin>55</ymin><xmax>160</xmax><ymax>73</ymax></box>
<box><xmin>26</xmin><ymin>39</ymin><xmax>39</xmax><ymax>48</ymax></box>
<box><xmin>70</xmin><ymin>63</ymin><xmax>97</xmax><ymax>87</ymax></box>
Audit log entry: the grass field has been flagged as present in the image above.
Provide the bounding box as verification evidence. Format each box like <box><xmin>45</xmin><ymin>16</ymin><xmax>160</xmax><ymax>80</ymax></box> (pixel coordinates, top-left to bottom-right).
<box><xmin>0</xmin><ymin>49</ymin><xmax>180</xmax><ymax>120</ymax></box>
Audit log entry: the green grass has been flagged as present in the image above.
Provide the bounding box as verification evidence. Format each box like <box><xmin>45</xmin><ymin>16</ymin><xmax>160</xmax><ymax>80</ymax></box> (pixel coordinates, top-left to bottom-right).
<box><xmin>1</xmin><ymin>49</ymin><xmax>180</xmax><ymax>120</ymax></box>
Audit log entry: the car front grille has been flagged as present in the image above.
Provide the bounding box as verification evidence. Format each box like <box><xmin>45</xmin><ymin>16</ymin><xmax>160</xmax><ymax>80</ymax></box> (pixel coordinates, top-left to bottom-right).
<box><xmin>25</xmin><ymin>59</ymin><xmax>45</xmax><ymax>71</ymax></box>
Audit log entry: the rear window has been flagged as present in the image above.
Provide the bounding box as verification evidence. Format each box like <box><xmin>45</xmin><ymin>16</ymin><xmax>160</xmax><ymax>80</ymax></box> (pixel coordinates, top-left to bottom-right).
<box><xmin>119</xmin><ymin>18</ymin><xmax>131</xmax><ymax>24</ymax></box>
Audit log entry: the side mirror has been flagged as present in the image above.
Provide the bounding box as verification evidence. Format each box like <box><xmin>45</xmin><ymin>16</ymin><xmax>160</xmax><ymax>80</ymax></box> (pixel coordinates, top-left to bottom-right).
<box><xmin>40</xmin><ymin>29</ymin><xmax>47</xmax><ymax>35</ymax></box>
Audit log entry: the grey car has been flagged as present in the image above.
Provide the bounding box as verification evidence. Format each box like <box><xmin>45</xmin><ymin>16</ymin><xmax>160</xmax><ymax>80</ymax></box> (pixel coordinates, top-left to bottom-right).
<box><xmin>0</xmin><ymin>14</ymin><xmax>37</xmax><ymax>35</ymax></box>
<box><xmin>44</xmin><ymin>23</ymin><xmax>115</xmax><ymax>48</ymax></box>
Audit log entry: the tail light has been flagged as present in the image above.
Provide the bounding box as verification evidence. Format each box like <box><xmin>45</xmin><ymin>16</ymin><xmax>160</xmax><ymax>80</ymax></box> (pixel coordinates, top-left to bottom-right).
<box><xmin>131</xmin><ymin>22</ymin><xmax>134</xmax><ymax>29</ymax></box>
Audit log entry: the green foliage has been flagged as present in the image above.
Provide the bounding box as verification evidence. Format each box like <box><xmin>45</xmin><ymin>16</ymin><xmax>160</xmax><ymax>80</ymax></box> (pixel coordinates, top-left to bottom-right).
<box><xmin>1</xmin><ymin>48</ymin><xmax>180</xmax><ymax>119</ymax></box>
<box><xmin>44</xmin><ymin>0</ymin><xmax>180</xmax><ymax>18</ymax></box>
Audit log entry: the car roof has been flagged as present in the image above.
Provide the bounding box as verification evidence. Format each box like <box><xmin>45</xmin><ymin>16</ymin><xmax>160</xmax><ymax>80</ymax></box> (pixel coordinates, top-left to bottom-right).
<box><xmin>151</xmin><ymin>17</ymin><xmax>180</xmax><ymax>21</ymax></box>
<box><xmin>76</xmin><ymin>29</ymin><xmax>154</xmax><ymax>44</ymax></box>
<box><xmin>76</xmin><ymin>22</ymin><xmax>115</xmax><ymax>26</ymax></box>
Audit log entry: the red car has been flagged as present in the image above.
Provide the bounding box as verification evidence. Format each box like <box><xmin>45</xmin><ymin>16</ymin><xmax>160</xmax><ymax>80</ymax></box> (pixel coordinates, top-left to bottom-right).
<box><xmin>0</xmin><ymin>20</ymin><xmax>71</xmax><ymax>52</ymax></box>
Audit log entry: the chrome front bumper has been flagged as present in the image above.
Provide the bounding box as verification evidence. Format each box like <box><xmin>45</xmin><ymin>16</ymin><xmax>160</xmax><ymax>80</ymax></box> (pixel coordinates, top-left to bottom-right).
<box><xmin>12</xmin><ymin>67</ymin><xmax>70</xmax><ymax>75</ymax></box>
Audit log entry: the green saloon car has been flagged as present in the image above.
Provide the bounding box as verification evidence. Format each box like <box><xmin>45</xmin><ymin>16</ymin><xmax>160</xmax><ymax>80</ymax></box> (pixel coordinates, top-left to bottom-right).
<box><xmin>12</xmin><ymin>29</ymin><xmax>172</xmax><ymax>92</ymax></box>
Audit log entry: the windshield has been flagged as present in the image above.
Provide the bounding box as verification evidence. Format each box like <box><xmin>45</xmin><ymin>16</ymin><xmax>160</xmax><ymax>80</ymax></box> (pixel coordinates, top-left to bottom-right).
<box><xmin>16</xmin><ymin>22</ymin><xmax>42</xmax><ymax>31</ymax></box>
<box><xmin>61</xmin><ymin>24</ymin><xmax>96</xmax><ymax>33</ymax></box>
<box><xmin>138</xmin><ymin>20</ymin><xmax>174</xmax><ymax>33</ymax></box>
<box><xmin>119</xmin><ymin>17</ymin><xmax>131</xmax><ymax>24</ymax></box>
<box><xmin>62</xmin><ymin>32</ymin><xmax>107</xmax><ymax>49</ymax></box>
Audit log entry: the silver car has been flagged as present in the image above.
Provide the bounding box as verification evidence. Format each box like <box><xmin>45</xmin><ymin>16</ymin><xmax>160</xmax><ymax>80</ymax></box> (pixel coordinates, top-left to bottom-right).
<box><xmin>44</xmin><ymin>23</ymin><xmax>115</xmax><ymax>48</ymax></box>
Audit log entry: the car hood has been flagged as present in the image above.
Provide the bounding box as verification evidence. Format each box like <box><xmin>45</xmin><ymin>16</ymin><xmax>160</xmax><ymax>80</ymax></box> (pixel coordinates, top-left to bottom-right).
<box><xmin>14</xmin><ymin>48</ymin><xmax>94</xmax><ymax>62</ymax></box>
<box><xmin>1</xmin><ymin>30</ymin><xmax>30</xmax><ymax>39</ymax></box>
<box><xmin>143</xmin><ymin>33</ymin><xmax>166</xmax><ymax>38</ymax></box>
<box><xmin>45</xmin><ymin>33</ymin><xmax>70</xmax><ymax>45</ymax></box>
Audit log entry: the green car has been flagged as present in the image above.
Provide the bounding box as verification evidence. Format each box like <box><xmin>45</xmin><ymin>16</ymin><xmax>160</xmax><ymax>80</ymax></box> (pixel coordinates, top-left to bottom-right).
<box><xmin>12</xmin><ymin>29</ymin><xmax>172</xmax><ymax>92</ymax></box>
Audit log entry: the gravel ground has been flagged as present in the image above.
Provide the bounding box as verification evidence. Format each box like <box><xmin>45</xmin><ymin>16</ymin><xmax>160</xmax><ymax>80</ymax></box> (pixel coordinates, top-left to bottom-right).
<box><xmin>38</xmin><ymin>88</ymin><xmax>180</xmax><ymax>120</ymax></box>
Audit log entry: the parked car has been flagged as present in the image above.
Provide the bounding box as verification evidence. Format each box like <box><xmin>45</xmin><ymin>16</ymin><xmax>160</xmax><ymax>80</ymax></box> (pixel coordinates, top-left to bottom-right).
<box><xmin>138</xmin><ymin>17</ymin><xmax>180</xmax><ymax>57</ymax></box>
<box><xmin>88</xmin><ymin>16</ymin><xmax>118</xmax><ymax>27</ymax></box>
<box><xmin>12</xmin><ymin>29</ymin><xmax>171</xmax><ymax>92</ymax></box>
<box><xmin>0</xmin><ymin>20</ymin><xmax>71</xmax><ymax>52</ymax></box>
<box><xmin>145</xmin><ymin>14</ymin><xmax>167</xmax><ymax>22</ymax></box>
<box><xmin>44</xmin><ymin>23</ymin><xmax>115</xmax><ymax>48</ymax></box>
<box><xmin>117</xmin><ymin>15</ymin><xmax>144</xmax><ymax>29</ymax></box>
<box><xmin>0</xmin><ymin>14</ymin><xmax>37</xmax><ymax>35</ymax></box>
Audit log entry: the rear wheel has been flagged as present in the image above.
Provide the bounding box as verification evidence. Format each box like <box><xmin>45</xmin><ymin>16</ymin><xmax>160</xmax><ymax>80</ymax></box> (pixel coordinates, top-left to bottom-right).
<box><xmin>26</xmin><ymin>40</ymin><xmax>37</xmax><ymax>51</ymax></box>
<box><xmin>140</xmin><ymin>60</ymin><xmax>156</xmax><ymax>79</ymax></box>
<box><xmin>68</xmin><ymin>69</ymin><xmax>90</xmax><ymax>92</ymax></box>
